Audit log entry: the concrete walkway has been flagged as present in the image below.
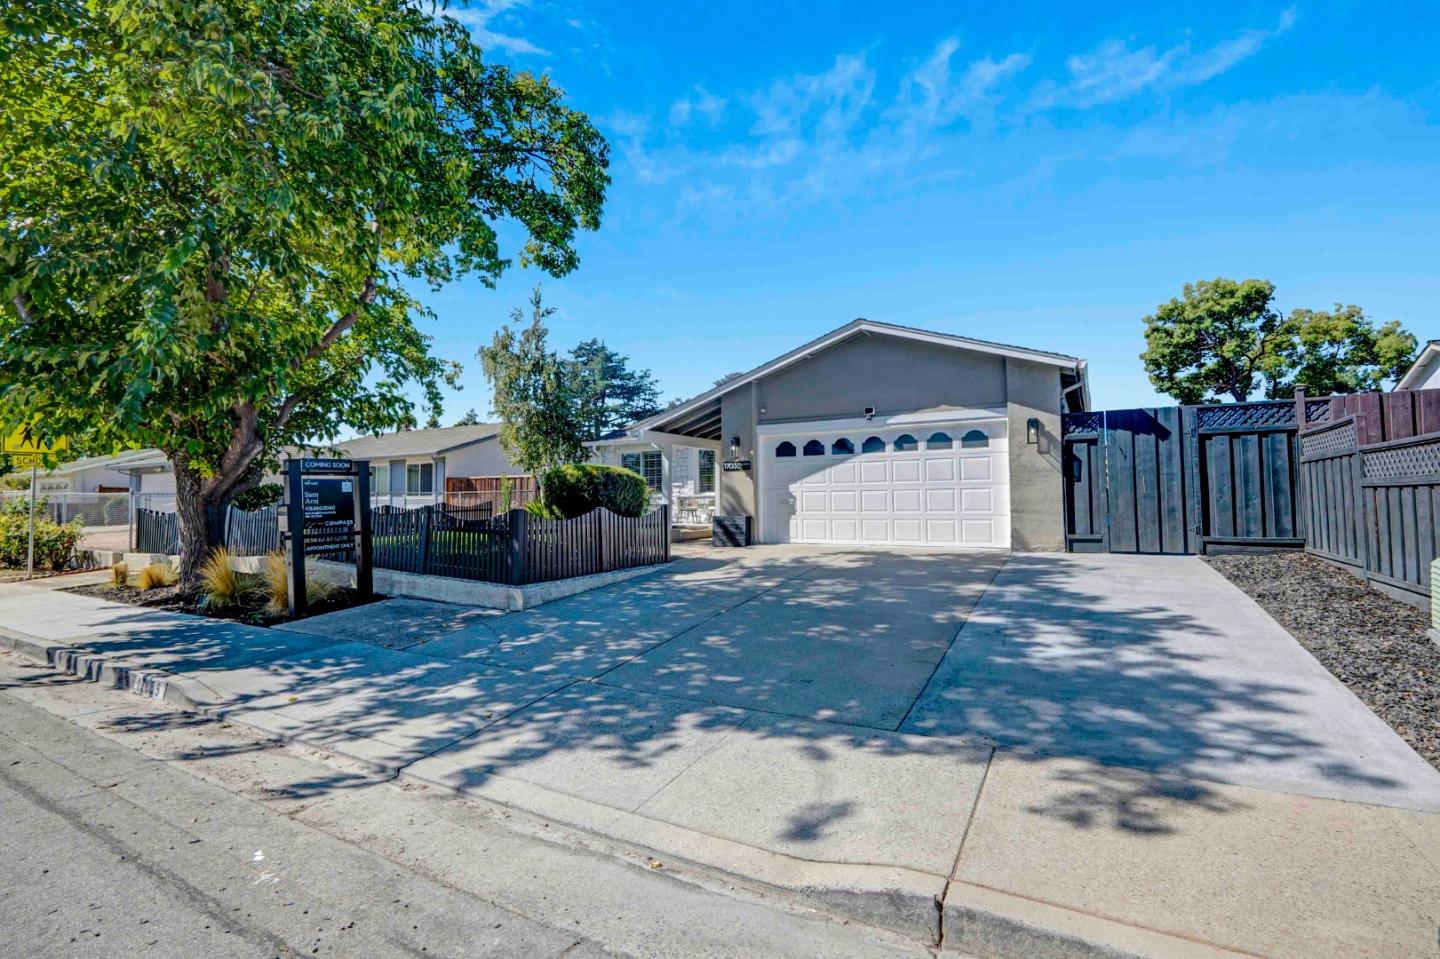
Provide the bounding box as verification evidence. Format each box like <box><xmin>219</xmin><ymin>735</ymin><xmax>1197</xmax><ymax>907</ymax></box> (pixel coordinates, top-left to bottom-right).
<box><xmin>2</xmin><ymin>548</ymin><xmax>1439</xmax><ymax>957</ymax></box>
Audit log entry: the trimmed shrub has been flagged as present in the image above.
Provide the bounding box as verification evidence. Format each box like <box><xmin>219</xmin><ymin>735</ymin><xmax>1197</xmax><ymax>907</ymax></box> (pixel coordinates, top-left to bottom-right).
<box><xmin>537</xmin><ymin>464</ymin><xmax>650</xmax><ymax>519</ymax></box>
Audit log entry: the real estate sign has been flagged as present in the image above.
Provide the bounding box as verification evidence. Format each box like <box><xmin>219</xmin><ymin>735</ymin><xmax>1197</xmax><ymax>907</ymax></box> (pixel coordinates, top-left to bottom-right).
<box><xmin>280</xmin><ymin>458</ymin><xmax>373</xmax><ymax>617</ymax></box>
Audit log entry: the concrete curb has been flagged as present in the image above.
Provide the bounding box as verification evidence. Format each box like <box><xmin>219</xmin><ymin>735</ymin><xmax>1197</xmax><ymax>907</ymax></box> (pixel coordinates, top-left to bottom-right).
<box><xmin>940</xmin><ymin>883</ymin><xmax>1252</xmax><ymax>958</ymax></box>
<box><xmin>0</xmin><ymin>621</ymin><xmax>1261</xmax><ymax>959</ymax></box>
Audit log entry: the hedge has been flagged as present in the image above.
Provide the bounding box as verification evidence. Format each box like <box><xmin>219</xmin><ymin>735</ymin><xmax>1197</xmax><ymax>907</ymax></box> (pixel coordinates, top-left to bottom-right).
<box><xmin>537</xmin><ymin>464</ymin><xmax>650</xmax><ymax>519</ymax></box>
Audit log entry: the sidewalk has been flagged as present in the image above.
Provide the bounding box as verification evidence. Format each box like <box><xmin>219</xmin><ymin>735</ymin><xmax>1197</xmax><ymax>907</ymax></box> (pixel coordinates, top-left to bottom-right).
<box><xmin>2</xmin><ymin>577</ymin><xmax>1438</xmax><ymax>957</ymax></box>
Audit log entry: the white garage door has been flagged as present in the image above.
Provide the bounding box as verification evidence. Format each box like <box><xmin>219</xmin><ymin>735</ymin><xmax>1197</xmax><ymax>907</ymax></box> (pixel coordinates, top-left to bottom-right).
<box><xmin>759</xmin><ymin>420</ymin><xmax>1009</xmax><ymax>548</ymax></box>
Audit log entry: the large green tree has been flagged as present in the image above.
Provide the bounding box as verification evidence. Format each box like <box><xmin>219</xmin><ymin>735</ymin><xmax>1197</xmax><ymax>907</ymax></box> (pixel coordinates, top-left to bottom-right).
<box><xmin>479</xmin><ymin>287</ymin><xmax>587</xmax><ymax>473</ymax></box>
<box><xmin>0</xmin><ymin>0</ymin><xmax>608</xmax><ymax>580</ymax></box>
<box><xmin>1141</xmin><ymin>278</ymin><xmax>1416</xmax><ymax>402</ymax></box>
<box><xmin>1140</xmin><ymin>278</ymin><xmax>1288</xmax><ymax>403</ymax></box>
<box><xmin>568</xmin><ymin>339</ymin><xmax>663</xmax><ymax>440</ymax></box>
<box><xmin>1277</xmin><ymin>306</ymin><xmax>1416</xmax><ymax>397</ymax></box>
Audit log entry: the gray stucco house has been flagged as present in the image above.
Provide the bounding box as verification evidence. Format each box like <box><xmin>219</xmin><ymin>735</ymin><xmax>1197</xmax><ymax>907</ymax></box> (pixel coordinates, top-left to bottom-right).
<box><xmin>590</xmin><ymin>319</ymin><xmax>1088</xmax><ymax>551</ymax></box>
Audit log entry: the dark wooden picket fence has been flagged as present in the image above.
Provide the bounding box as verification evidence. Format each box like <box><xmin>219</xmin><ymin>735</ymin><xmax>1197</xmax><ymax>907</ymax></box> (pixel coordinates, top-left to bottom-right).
<box><xmin>135</xmin><ymin>506</ymin><xmax>279</xmax><ymax>556</ymax></box>
<box><xmin>1296</xmin><ymin>388</ymin><xmax>1440</xmax><ymax>606</ymax></box>
<box><xmin>134</xmin><ymin>508</ymin><xmax>180</xmax><ymax>554</ymax></box>
<box><xmin>136</xmin><ymin>500</ymin><xmax>669</xmax><ymax>587</ymax></box>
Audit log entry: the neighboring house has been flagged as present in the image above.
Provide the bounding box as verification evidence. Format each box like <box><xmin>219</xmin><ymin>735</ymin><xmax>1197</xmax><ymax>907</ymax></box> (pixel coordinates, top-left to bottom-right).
<box><xmin>1396</xmin><ymin>340</ymin><xmax>1440</xmax><ymax>391</ymax></box>
<box><xmin>590</xmin><ymin>319</ymin><xmax>1088</xmax><ymax>551</ymax></box>
<box><xmin>32</xmin><ymin>448</ymin><xmax>175</xmax><ymax>495</ymax></box>
<box><xmin>303</xmin><ymin>423</ymin><xmax>523</xmax><ymax>508</ymax></box>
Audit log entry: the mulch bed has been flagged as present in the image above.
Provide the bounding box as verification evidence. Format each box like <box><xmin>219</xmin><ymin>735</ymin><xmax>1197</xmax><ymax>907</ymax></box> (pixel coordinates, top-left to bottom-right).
<box><xmin>69</xmin><ymin>581</ymin><xmax>378</xmax><ymax>627</ymax></box>
<box><xmin>1205</xmin><ymin>551</ymin><xmax>1440</xmax><ymax>770</ymax></box>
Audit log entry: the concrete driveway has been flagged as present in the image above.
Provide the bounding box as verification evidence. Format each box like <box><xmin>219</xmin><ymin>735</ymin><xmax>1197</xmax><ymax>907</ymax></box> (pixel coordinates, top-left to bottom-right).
<box><xmin>7</xmin><ymin>548</ymin><xmax>1440</xmax><ymax>954</ymax></box>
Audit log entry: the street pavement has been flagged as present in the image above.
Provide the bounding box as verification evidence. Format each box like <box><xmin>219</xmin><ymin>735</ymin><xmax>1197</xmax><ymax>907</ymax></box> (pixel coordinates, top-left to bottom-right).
<box><xmin>3</xmin><ymin>545</ymin><xmax>1440</xmax><ymax>957</ymax></box>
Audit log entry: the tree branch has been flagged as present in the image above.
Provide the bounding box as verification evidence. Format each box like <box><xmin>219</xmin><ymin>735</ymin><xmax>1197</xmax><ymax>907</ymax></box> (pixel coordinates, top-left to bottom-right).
<box><xmin>11</xmin><ymin>292</ymin><xmax>35</xmax><ymax>324</ymax></box>
<box><xmin>304</xmin><ymin>275</ymin><xmax>377</xmax><ymax>364</ymax></box>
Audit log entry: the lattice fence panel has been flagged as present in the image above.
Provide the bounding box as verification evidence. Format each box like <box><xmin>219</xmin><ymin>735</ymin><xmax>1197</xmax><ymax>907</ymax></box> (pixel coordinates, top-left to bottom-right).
<box><xmin>1362</xmin><ymin>439</ymin><xmax>1440</xmax><ymax>480</ymax></box>
<box><xmin>1196</xmin><ymin>402</ymin><xmax>1296</xmax><ymax>431</ymax></box>
<box><xmin>1062</xmin><ymin>411</ymin><xmax>1103</xmax><ymax>436</ymax></box>
<box><xmin>1300</xmin><ymin>420</ymin><xmax>1357</xmax><ymax>459</ymax></box>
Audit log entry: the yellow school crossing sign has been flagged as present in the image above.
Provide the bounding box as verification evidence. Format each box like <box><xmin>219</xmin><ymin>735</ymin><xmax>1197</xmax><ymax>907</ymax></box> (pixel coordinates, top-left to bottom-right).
<box><xmin>2</xmin><ymin>425</ymin><xmax>68</xmax><ymax>467</ymax></box>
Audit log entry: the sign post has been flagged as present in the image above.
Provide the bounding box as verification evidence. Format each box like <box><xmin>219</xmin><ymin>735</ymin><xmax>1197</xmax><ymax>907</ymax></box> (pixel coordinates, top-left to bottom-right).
<box><xmin>279</xmin><ymin>457</ymin><xmax>372</xmax><ymax>618</ymax></box>
<box><xmin>3</xmin><ymin>426</ymin><xmax>68</xmax><ymax>580</ymax></box>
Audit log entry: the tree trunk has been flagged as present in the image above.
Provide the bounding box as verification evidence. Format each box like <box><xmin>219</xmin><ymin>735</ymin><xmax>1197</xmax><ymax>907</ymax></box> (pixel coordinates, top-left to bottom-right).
<box><xmin>173</xmin><ymin>461</ymin><xmax>231</xmax><ymax>585</ymax></box>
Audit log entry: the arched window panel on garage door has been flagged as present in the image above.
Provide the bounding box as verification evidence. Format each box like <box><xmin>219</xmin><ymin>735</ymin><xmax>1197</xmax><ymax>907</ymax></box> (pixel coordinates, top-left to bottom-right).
<box><xmin>893</xmin><ymin>433</ymin><xmax>918</xmax><ymax>451</ymax></box>
<box><xmin>927</xmin><ymin>431</ymin><xmax>953</xmax><ymax>449</ymax></box>
<box><xmin>961</xmin><ymin>429</ymin><xmax>989</xmax><ymax>448</ymax></box>
<box><xmin>775</xmin><ymin>441</ymin><xmax>796</xmax><ymax>457</ymax></box>
<box><xmin>803</xmin><ymin>439</ymin><xmax>825</xmax><ymax>456</ymax></box>
<box><xmin>861</xmin><ymin>436</ymin><xmax>886</xmax><ymax>453</ymax></box>
<box><xmin>831</xmin><ymin>437</ymin><xmax>855</xmax><ymax>455</ymax></box>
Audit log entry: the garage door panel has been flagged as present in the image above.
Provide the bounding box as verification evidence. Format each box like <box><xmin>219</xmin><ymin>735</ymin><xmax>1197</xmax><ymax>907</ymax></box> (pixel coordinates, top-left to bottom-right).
<box><xmin>893</xmin><ymin>488</ymin><xmax>923</xmax><ymax>512</ymax></box>
<box><xmin>924</xmin><ymin>458</ymin><xmax>956</xmax><ymax>482</ymax></box>
<box><xmin>926</xmin><ymin>519</ymin><xmax>958</xmax><ymax>543</ymax></box>
<box><xmin>893</xmin><ymin>519</ymin><xmax>923</xmax><ymax>542</ymax></box>
<box><xmin>960</xmin><ymin>488</ymin><xmax>993</xmax><ymax>513</ymax></box>
<box><xmin>760</xmin><ymin>419</ymin><xmax>1008</xmax><ymax>548</ymax></box>
<box><xmin>859</xmin><ymin>460</ymin><xmax>889</xmax><ymax>483</ymax></box>
<box><xmin>892</xmin><ymin>458</ymin><xmax>921</xmax><ymax>482</ymax></box>
<box><xmin>926</xmin><ymin>488</ymin><xmax>957</xmax><ymax>512</ymax></box>
<box><xmin>860</xmin><ymin>519</ymin><xmax>890</xmax><ymax>541</ymax></box>
<box><xmin>962</xmin><ymin>519</ymin><xmax>995</xmax><ymax>543</ymax></box>
<box><xmin>959</xmin><ymin>457</ymin><xmax>992</xmax><ymax>481</ymax></box>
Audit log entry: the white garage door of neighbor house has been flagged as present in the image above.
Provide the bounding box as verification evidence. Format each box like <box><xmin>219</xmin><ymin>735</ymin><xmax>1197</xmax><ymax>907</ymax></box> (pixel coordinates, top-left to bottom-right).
<box><xmin>758</xmin><ymin>419</ymin><xmax>1010</xmax><ymax>548</ymax></box>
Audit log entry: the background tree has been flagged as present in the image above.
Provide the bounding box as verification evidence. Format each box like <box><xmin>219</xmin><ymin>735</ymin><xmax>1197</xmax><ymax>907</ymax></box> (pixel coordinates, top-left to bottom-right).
<box><xmin>568</xmin><ymin>339</ymin><xmax>663</xmax><ymax>440</ymax></box>
<box><xmin>453</xmin><ymin>408</ymin><xmax>483</xmax><ymax>427</ymax></box>
<box><xmin>1141</xmin><ymin>278</ymin><xmax>1416</xmax><ymax>403</ymax></box>
<box><xmin>1140</xmin><ymin>278</ymin><xmax>1287</xmax><ymax>403</ymax></box>
<box><xmin>0</xmin><ymin>0</ymin><xmax>608</xmax><ymax>581</ymax></box>
<box><xmin>1277</xmin><ymin>306</ymin><xmax>1416</xmax><ymax>397</ymax></box>
<box><xmin>480</xmin><ymin>288</ymin><xmax>588</xmax><ymax>473</ymax></box>
<box><xmin>712</xmin><ymin>371</ymin><xmax>744</xmax><ymax>388</ymax></box>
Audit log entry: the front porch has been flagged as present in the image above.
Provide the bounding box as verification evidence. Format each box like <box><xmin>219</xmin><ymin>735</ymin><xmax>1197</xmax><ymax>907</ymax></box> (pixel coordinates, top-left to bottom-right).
<box><xmin>588</xmin><ymin>428</ymin><xmax>721</xmax><ymax>535</ymax></box>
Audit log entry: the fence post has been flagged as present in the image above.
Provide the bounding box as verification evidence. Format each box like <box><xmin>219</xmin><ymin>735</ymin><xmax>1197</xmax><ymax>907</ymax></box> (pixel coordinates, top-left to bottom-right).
<box><xmin>662</xmin><ymin>505</ymin><xmax>671</xmax><ymax>562</ymax></box>
<box><xmin>418</xmin><ymin>507</ymin><xmax>433</xmax><ymax>575</ymax></box>
<box><xmin>506</xmin><ymin>508</ymin><xmax>528</xmax><ymax>586</ymax></box>
<box><xmin>1352</xmin><ymin>410</ymin><xmax>1372</xmax><ymax>580</ymax></box>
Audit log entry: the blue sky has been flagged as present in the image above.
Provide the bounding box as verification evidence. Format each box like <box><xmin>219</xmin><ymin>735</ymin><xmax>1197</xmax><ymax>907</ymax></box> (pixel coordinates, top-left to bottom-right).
<box><xmin>420</xmin><ymin>0</ymin><xmax>1440</xmax><ymax>418</ymax></box>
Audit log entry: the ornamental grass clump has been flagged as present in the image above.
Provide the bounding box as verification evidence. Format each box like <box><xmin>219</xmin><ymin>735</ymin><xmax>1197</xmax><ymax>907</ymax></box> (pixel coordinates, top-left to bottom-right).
<box><xmin>109</xmin><ymin>562</ymin><xmax>128</xmax><ymax>588</ymax></box>
<box><xmin>200</xmin><ymin>548</ymin><xmax>240</xmax><ymax>608</ymax></box>
<box><xmin>137</xmin><ymin>561</ymin><xmax>177</xmax><ymax>591</ymax></box>
<box><xmin>262</xmin><ymin>551</ymin><xmax>335</xmax><ymax>615</ymax></box>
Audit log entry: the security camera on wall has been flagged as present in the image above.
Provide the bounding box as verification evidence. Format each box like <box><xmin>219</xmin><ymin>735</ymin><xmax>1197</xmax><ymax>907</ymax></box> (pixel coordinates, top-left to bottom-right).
<box><xmin>863</xmin><ymin>407</ymin><xmax>875</xmax><ymax>420</ymax></box>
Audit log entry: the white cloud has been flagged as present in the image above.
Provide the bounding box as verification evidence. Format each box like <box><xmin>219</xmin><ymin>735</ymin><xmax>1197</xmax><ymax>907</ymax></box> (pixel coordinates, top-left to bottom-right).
<box><xmin>442</xmin><ymin>0</ymin><xmax>547</xmax><ymax>56</ymax></box>
<box><xmin>749</xmin><ymin>53</ymin><xmax>876</xmax><ymax>140</ymax></box>
<box><xmin>1030</xmin><ymin>6</ymin><xmax>1297</xmax><ymax>110</ymax></box>
<box><xmin>669</xmin><ymin>86</ymin><xmax>727</xmax><ymax>127</ymax></box>
<box><xmin>897</xmin><ymin>37</ymin><xmax>1031</xmax><ymax>132</ymax></box>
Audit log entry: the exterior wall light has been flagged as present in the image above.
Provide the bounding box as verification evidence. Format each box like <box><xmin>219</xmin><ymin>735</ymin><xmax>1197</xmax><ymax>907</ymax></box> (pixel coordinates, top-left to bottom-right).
<box><xmin>729</xmin><ymin>436</ymin><xmax>741</xmax><ymax>460</ymax></box>
<box><xmin>1027</xmin><ymin>417</ymin><xmax>1041</xmax><ymax>445</ymax></box>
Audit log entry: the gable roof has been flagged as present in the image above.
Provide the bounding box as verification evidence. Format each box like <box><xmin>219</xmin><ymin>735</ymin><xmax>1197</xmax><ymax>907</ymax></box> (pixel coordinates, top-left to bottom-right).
<box><xmin>1397</xmin><ymin>340</ymin><xmax>1440</xmax><ymax>391</ymax></box>
<box><xmin>629</xmin><ymin>318</ymin><xmax>1087</xmax><ymax>438</ymax></box>
<box><xmin>303</xmin><ymin>423</ymin><xmax>504</xmax><ymax>460</ymax></box>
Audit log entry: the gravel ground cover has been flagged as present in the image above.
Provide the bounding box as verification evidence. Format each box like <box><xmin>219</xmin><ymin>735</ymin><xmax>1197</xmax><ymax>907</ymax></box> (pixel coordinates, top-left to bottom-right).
<box><xmin>1205</xmin><ymin>551</ymin><xmax>1440</xmax><ymax>770</ymax></box>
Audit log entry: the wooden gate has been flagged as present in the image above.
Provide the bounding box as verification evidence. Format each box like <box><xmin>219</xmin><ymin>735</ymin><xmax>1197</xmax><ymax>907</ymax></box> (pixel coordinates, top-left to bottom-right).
<box><xmin>1063</xmin><ymin>401</ymin><xmax>1300</xmax><ymax>554</ymax></box>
